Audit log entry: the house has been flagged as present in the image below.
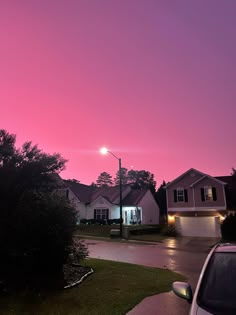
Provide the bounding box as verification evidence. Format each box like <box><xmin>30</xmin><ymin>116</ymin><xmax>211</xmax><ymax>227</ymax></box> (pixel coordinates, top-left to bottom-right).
<box><xmin>215</xmin><ymin>175</ymin><xmax>236</xmax><ymax>211</ymax></box>
<box><xmin>62</xmin><ymin>181</ymin><xmax>160</xmax><ymax>225</ymax></box>
<box><xmin>166</xmin><ymin>168</ymin><xmax>227</xmax><ymax>237</ymax></box>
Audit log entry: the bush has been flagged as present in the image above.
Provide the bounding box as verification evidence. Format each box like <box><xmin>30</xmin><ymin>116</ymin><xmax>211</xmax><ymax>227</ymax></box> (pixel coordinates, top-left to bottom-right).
<box><xmin>67</xmin><ymin>238</ymin><xmax>89</xmax><ymax>265</ymax></box>
<box><xmin>161</xmin><ymin>225</ymin><xmax>178</xmax><ymax>237</ymax></box>
<box><xmin>129</xmin><ymin>226</ymin><xmax>161</xmax><ymax>235</ymax></box>
<box><xmin>0</xmin><ymin>192</ymin><xmax>78</xmax><ymax>288</ymax></box>
<box><xmin>221</xmin><ymin>214</ymin><xmax>236</xmax><ymax>241</ymax></box>
<box><xmin>79</xmin><ymin>218</ymin><xmax>122</xmax><ymax>225</ymax></box>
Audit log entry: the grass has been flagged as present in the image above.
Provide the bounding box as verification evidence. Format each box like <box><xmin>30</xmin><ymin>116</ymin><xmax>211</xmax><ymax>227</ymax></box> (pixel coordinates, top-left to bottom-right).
<box><xmin>0</xmin><ymin>258</ymin><xmax>185</xmax><ymax>315</ymax></box>
<box><xmin>128</xmin><ymin>234</ymin><xmax>167</xmax><ymax>242</ymax></box>
<box><xmin>76</xmin><ymin>224</ymin><xmax>170</xmax><ymax>242</ymax></box>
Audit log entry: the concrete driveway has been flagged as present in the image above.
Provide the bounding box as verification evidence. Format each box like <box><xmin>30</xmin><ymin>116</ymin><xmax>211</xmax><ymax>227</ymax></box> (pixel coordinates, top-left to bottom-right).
<box><xmin>85</xmin><ymin>237</ymin><xmax>219</xmax><ymax>315</ymax></box>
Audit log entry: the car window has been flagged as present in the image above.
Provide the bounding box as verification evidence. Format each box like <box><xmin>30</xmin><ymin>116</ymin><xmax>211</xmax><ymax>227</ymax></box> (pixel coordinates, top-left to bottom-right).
<box><xmin>197</xmin><ymin>252</ymin><xmax>236</xmax><ymax>315</ymax></box>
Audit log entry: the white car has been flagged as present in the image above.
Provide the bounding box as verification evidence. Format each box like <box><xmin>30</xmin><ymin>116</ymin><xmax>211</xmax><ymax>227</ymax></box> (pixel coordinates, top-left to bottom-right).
<box><xmin>172</xmin><ymin>243</ymin><xmax>236</xmax><ymax>315</ymax></box>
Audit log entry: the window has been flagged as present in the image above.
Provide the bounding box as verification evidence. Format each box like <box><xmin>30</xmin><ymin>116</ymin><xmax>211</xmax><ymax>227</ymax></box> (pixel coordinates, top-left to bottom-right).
<box><xmin>174</xmin><ymin>188</ymin><xmax>188</xmax><ymax>202</ymax></box>
<box><xmin>177</xmin><ymin>188</ymin><xmax>184</xmax><ymax>202</ymax></box>
<box><xmin>201</xmin><ymin>187</ymin><xmax>217</xmax><ymax>201</ymax></box>
<box><xmin>94</xmin><ymin>208</ymin><xmax>109</xmax><ymax>220</ymax></box>
<box><xmin>204</xmin><ymin>186</ymin><xmax>213</xmax><ymax>201</ymax></box>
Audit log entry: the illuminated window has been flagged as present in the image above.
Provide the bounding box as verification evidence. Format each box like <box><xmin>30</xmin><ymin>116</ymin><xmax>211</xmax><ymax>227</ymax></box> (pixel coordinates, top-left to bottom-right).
<box><xmin>94</xmin><ymin>208</ymin><xmax>109</xmax><ymax>220</ymax></box>
<box><xmin>201</xmin><ymin>187</ymin><xmax>217</xmax><ymax>201</ymax></box>
<box><xmin>205</xmin><ymin>186</ymin><xmax>213</xmax><ymax>201</ymax></box>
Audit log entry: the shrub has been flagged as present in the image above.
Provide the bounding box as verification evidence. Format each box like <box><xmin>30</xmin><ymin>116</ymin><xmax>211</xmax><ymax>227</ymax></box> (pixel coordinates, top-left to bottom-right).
<box><xmin>221</xmin><ymin>213</ymin><xmax>236</xmax><ymax>241</ymax></box>
<box><xmin>161</xmin><ymin>225</ymin><xmax>178</xmax><ymax>237</ymax></box>
<box><xmin>129</xmin><ymin>226</ymin><xmax>161</xmax><ymax>235</ymax></box>
<box><xmin>67</xmin><ymin>238</ymin><xmax>89</xmax><ymax>265</ymax></box>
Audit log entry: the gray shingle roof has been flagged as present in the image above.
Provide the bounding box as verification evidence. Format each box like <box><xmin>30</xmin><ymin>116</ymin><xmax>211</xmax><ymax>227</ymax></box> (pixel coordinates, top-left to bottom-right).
<box><xmin>64</xmin><ymin>180</ymin><xmax>149</xmax><ymax>206</ymax></box>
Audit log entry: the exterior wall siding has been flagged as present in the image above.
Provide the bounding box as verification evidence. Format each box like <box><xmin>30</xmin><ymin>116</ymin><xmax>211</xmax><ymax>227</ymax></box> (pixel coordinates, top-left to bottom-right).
<box><xmin>193</xmin><ymin>177</ymin><xmax>226</xmax><ymax>208</ymax></box>
<box><xmin>139</xmin><ymin>190</ymin><xmax>159</xmax><ymax>224</ymax></box>
<box><xmin>167</xmin><ymin>172</ymin><xmax>203</xmax><ymax>208</ymax></box>
<box><xmin>167</xmin><ymin>171</ymin><xmax>226</xmax><ymax>212</ymax></box>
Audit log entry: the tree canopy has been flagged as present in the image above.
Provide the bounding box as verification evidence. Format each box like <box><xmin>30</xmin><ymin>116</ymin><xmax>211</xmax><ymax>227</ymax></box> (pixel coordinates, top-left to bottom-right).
<box><xmin>96</xmin><ymin>171</ymin><xmax>113</xmax><ymax>187</ymax></box>
<box><xmin>0</xmin><ymin>129</ymin><xmax>78</xmax><ymax>288</ymax></box>
<box><xmin>114</xmin><ymin>168</ymin><xmax>156</xmax><ymax>194</ymax></box>
<box><xmin>155</xmin><ymin>180</ymin><xmax>167</xmax><ymax>218</ymax></box>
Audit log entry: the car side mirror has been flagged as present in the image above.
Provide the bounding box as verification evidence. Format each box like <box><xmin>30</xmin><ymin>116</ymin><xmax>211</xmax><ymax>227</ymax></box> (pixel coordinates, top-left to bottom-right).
<box><xmin>172</xmin><ymin>282</ymin><xmax>193</xmax><ymax>303</ymax></box>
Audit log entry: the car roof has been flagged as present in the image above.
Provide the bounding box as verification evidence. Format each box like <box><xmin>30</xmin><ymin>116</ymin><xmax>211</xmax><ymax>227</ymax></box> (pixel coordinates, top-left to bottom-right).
<box><xmin>215</xmin><ymin>243</ymin><xmax>236</xmax><ymax>253</ymax></box>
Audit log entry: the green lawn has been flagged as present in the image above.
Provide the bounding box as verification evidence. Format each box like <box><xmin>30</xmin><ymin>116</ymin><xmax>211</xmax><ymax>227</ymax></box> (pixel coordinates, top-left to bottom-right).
<box><xmin>0</xmin><ymin>258</ymin><xmax>185</xmax><ymax>315</ymax></box>
<box><xmin>76</xmin><ymin>224</ymin><xmax>169</xmax><ymax>242</ymax></box>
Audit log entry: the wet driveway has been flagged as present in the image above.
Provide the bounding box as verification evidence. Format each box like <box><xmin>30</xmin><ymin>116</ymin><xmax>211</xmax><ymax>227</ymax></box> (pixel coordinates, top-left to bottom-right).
<box><xmin>85</xmin><ymin>237</ymin><xmax>219</xmax><ymax>315</ymax></box>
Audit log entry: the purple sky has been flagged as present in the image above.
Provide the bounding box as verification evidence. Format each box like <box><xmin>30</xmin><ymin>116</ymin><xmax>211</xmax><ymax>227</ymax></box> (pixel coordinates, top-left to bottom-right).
<box><xmin>1</xmin><ymin>0</ymin><xmax>235</xmax><ymax>186</ymax></box>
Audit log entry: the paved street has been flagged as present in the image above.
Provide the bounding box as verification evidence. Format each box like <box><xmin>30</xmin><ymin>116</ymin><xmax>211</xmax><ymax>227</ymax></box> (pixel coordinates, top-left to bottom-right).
<box><xmin>85</xmin><ymin>237</ymin><xmax>219</xmax><ymax>315</ymax></box>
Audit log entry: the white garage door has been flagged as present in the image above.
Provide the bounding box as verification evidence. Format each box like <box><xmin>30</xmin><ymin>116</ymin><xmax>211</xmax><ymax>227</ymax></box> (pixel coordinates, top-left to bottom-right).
<box><xmin>175</xmin><ymin>216</ymin><xmax>221</xmax><ymax>237</ymax></box>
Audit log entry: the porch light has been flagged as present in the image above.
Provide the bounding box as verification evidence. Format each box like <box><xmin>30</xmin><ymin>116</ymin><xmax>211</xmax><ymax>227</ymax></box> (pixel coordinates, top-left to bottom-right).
<box><xmin>168</xmin><ymin>215</ymin><xmax>175</xmax><ymax>224</ymax></box>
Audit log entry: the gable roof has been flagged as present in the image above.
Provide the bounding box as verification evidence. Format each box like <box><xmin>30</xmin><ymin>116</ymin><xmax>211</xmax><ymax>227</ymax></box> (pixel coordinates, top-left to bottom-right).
<box><xmin>190</xmin><ymin>174</ymin><xmax>226</xmax><ymax>187</ymax></box>
<box><xmin>166</xmin><ymin>168</ymin><xmax>205</xmax><ymax>188</ymax></box>
<box><xmin>122</xmin><ymin>189</ymin><xmax>148</xmax><ymax>206</ymax></box>
<box><xmin>215</xmin><ymin>176</ymin><xmax>236</xmax><ymax>187</ymax></box>
<box><xmin>64</xmin><ymin>181</ymin><xmax>95</xmax><ymax>203</ymax></box>
<box><xmin>64</xmin><ymin>180</ymin><xmax>149</xmax><ymax>206</ymax></box>
<box><xmin>166</xmin><ymin>168</ymin><xmax>227</xmax><ymax>188</ymax></box>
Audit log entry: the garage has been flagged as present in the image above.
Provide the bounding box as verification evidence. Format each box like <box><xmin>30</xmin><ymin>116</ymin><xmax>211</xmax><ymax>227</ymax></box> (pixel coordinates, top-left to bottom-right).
<box><xmin>175</xmin><ymin>216</ymin><xmax>221</xmax><ymax>237</ymax></box>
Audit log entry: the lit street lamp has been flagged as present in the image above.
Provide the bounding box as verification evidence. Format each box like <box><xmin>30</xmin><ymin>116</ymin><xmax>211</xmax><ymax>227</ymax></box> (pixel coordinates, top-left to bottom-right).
<box><xmin>100</xmin><ymin>147</ymin><xmax>123</xmax><ymax>237</ymax></box>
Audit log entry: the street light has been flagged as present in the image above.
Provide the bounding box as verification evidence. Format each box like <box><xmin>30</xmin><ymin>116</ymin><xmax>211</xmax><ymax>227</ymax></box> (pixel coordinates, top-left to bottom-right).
<box><xmin>100</xmin><ymin>147</ymin><xmax>123</xmax><ymax>238</ymax></box>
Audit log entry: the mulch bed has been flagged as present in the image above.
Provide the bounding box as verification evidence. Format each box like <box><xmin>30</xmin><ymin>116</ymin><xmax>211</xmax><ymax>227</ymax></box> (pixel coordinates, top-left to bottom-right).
<box><xmin>63</xmin><ymin>264</ymin><xmax>93</xmax><ymax>288</ymax></box>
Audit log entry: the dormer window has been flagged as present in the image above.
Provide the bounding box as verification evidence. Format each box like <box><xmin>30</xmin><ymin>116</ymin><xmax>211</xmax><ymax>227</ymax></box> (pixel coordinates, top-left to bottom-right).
<box><xmin>174</xmin><ymin>188</ymin><xmax>188</xmax><ymax>202</ymax></box>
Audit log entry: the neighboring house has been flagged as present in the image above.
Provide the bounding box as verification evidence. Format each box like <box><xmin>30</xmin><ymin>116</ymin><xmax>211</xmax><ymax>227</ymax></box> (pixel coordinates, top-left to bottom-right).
<box><xmin>215</xmin><ymin>175</ymin><xmax>236</xmax><ymax>211</ymax></box>
<box><xmin>166</xmin><ymin>168</ymin><xmax>227</xmax><ymax>237</ymax></box>
<box><xmin>62</xmin><ymin>181</ymin><xmax>159</xmax><ymax>225</ymax></box>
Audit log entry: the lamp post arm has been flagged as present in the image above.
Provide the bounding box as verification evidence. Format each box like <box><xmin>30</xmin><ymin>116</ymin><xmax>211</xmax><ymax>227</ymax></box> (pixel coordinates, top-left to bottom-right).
<box><xmin>107</xmin><ymin>150</ymin><xmax>120</xmax><ymax>160</ymax></box>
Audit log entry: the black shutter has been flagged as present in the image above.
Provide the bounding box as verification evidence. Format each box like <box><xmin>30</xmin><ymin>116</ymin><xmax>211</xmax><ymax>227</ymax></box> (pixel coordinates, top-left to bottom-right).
<box><xmin>184</xmin><ymin>189</ymin><xmax>188</xmax><ymax>202</ymax></box>
<box><xmin>94</xmin><ymin>209</ymin><xmax>96</xmax><ymax>219</ymax></box>
<box><xmin>174</xmin><ymin>190</ymin><xmax>177</xmax><ymax>202</ymax></box>
<box><xmin>106</xmin><ymin>209</ymin><xmax>109</xmax><ymax>219</ymax></box>
<box><xmin>212</xmin><ymin>187</ymin><xmax>217</xmax><ymax>201</ymax></box>
<box><xmin>201</xmin><ymin>188</ymin><xmax>205</xmax><ymax>201</ymax></box>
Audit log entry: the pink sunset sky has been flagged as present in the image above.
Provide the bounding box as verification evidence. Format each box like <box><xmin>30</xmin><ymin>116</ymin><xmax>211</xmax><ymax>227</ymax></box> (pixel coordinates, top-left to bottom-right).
<box><xmin>1</xmin><ymin>0</ymin><xmax>235</xmax><ymax>187</ymax></box>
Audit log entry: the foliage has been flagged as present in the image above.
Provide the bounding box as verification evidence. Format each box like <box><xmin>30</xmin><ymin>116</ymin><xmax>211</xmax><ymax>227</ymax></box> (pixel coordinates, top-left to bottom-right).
<box><xmin>96</xmin><ymin>171</ymin><xmax>113</xmax><ymax>187</ymax></box>
<box><xmin>114</xmin><ymin>167</ymin><xmax>128</xmax><ymax>185</ymax></box>
<box><xmin>66</xmin><ymin>178</ymin><xmax>80</xmax><ymax>184</ymax></box>
<box><xmin>114</xmin><ymin>168</ymin><xmax>156</xmax><ymax>194</ymax></box>
<box><xmin>155</xmin><ymin>180</ymin><xmax>167</xmax><ymax>217</ymax></box>
<box><xmin>67</xmin><ymin>238</ymin><xmax>89</xmax><ymax>264</ymax></box>
<box><xmin>0</xmin><ymin>129</ymin><xmax>82</xmax><ymax>288</ymax></box>
<box><xmin>231</xmin><ymin>167</ymin><xmax>236</xmax><ymax>176</ymax></box>
<box><xmin>80</xmin><ymin>218</ymin><xmax>121</xmax><ymax>225</ymax></box>
<box><xmin>161</xmin><ymin>224</ymin><xmax>178</xmax><ymax>237</ymax></box>
<box><xmin>221</xmin><ymin>214</ymin><xmax>236</xmax><ymax>241</ymax></box>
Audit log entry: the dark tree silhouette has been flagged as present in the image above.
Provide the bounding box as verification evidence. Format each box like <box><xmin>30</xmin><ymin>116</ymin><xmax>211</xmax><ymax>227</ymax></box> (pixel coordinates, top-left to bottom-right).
<box><xmin>96</xmin><ymin>171</ymin><xmax>113</xmax><ymax>187</ymax></box>
<box><xmin>0</xmin><ymin>129</ymin><xmax>79</xmax><ymax>288</ymax></box>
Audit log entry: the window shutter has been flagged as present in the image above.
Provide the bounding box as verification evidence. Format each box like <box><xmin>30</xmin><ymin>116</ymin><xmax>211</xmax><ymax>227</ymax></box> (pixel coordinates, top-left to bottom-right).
<box><xmin>94</xmin><ymin>209</ymin><xmax>96</xmax><ymax>219</ymax></box>
<box><xmin>201</xmin><ymin>188</ymin><xmax>205</xmax><ymax>201</ymax></box>
<box><xmin>212</xmin><ymin>187</ymin><xmax>217</xmax><ymax>201</ymax></box>
<box><xmin>106</xmin><ymin>209</ymin><xmax>109</xmax><ymax>219</ymax></box>
<box><xmin>174</xmin><ymin>190</ymin><xmax>177</xmax><ymax>202</ymax></box>
<box><xmin>184</xmin><ymin>189</ymin><xmax>188</xmax><ymax>202</ymax></box>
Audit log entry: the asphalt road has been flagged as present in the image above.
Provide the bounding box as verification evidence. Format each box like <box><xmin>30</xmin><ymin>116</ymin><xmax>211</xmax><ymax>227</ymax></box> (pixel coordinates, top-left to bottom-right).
<box><xmin>85</xmin><ymin>237</ymin><xmax>219</xmax><ymax>315</ymax></box>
